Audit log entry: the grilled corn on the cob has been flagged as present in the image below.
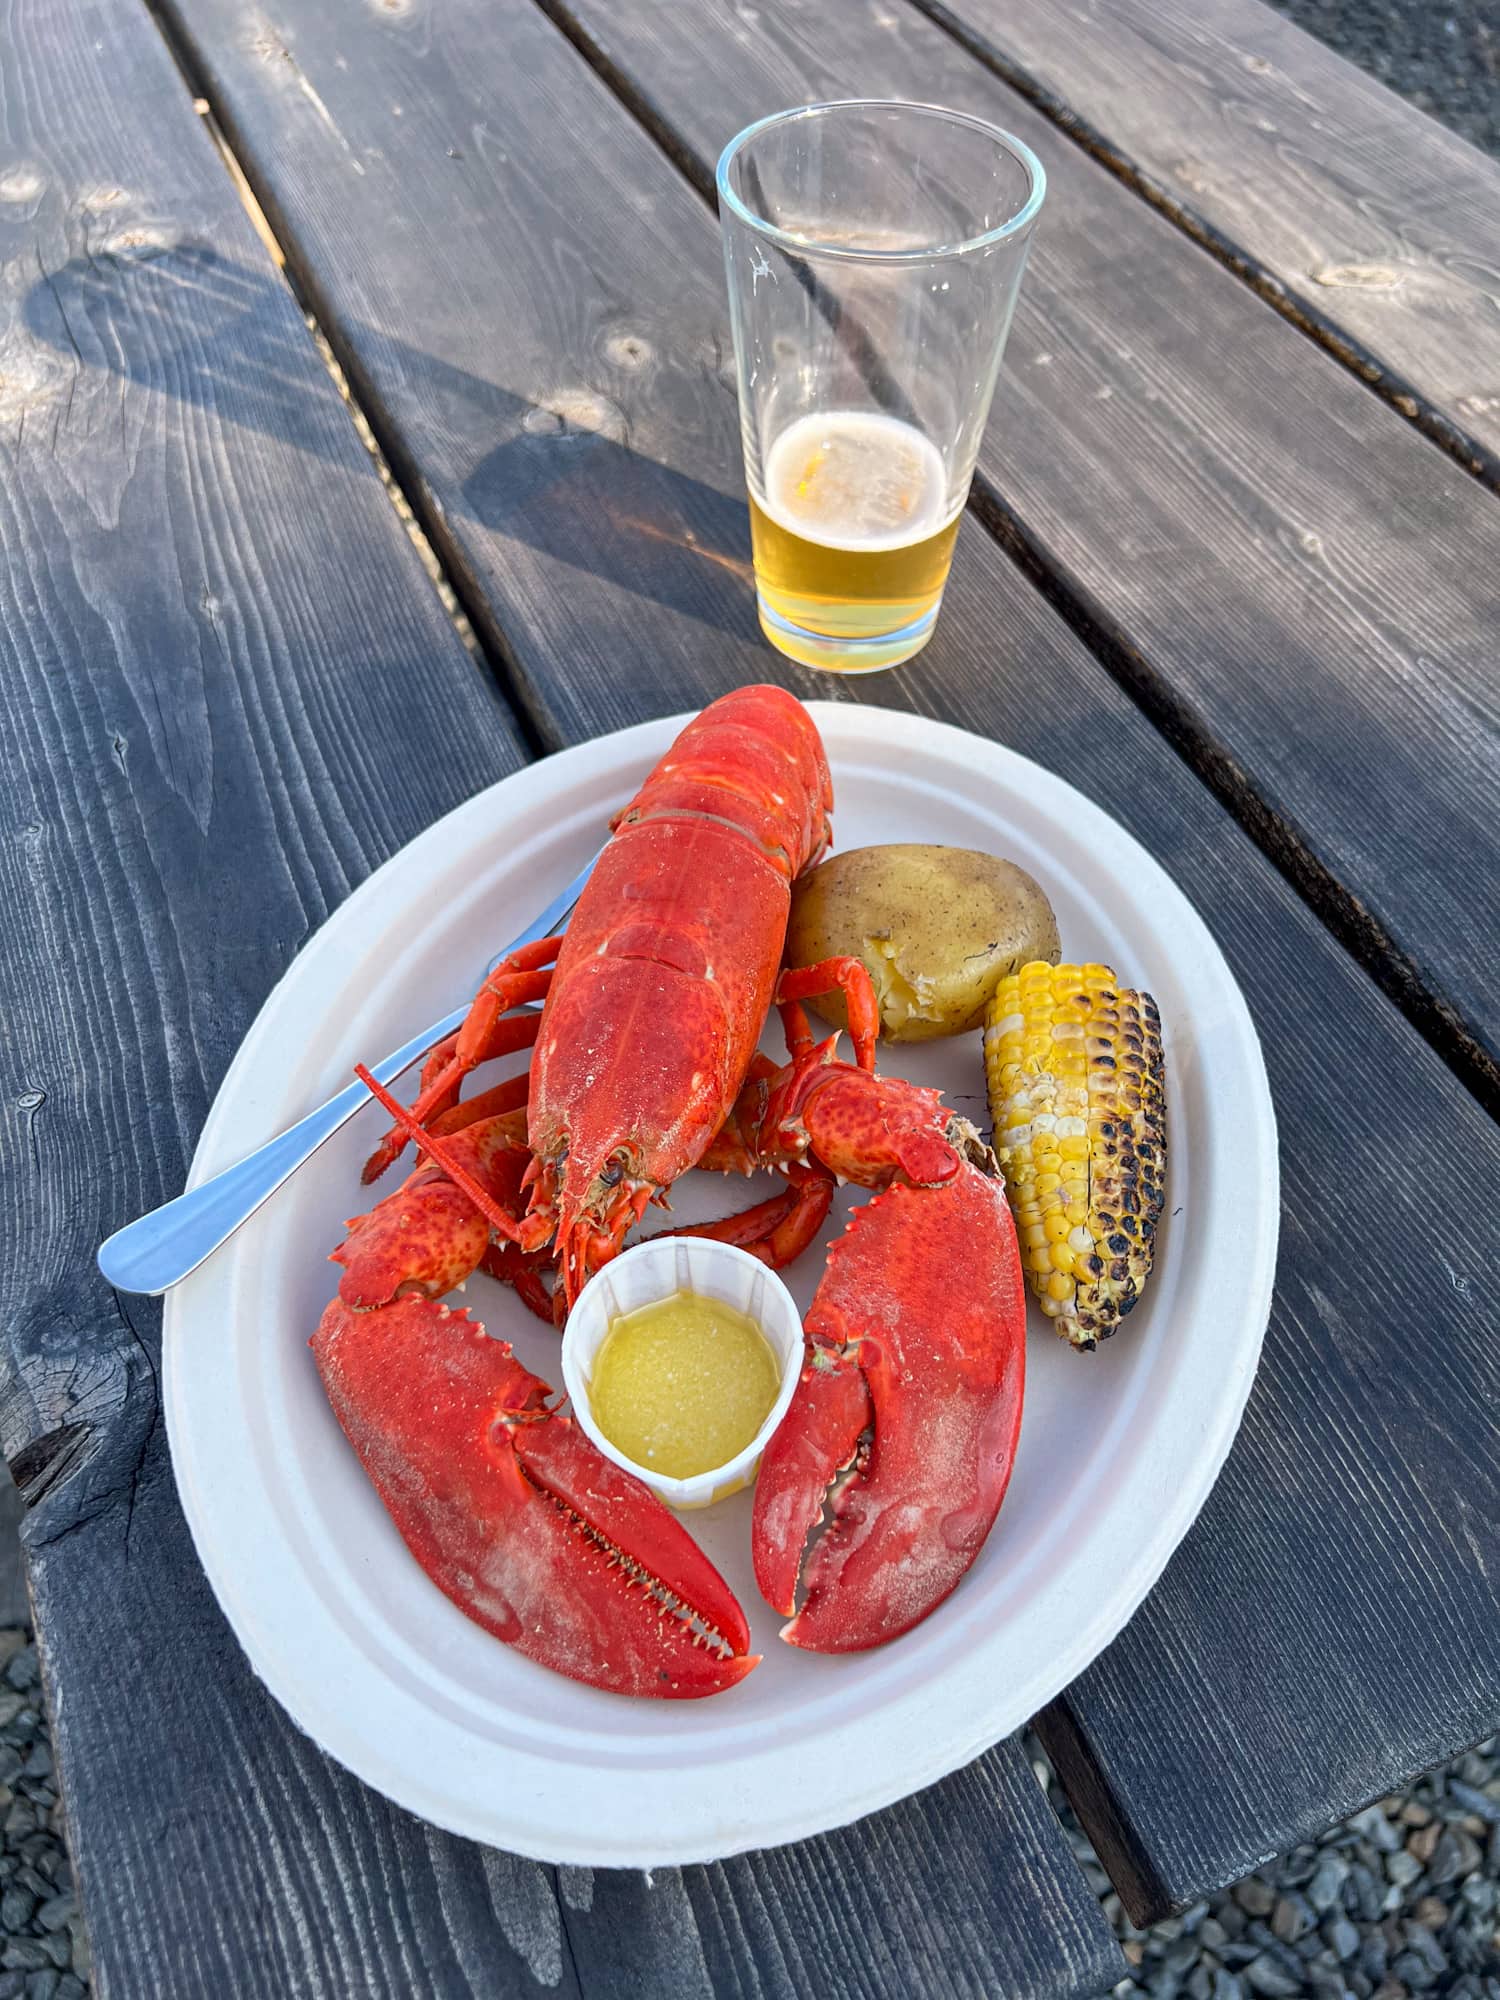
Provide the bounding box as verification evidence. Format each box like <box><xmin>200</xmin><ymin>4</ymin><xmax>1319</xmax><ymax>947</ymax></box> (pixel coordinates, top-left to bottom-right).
<box><xmin>983</xmin><ymin>961</ymin><xmax>1165</xmax><ymax>1349</ymax></box>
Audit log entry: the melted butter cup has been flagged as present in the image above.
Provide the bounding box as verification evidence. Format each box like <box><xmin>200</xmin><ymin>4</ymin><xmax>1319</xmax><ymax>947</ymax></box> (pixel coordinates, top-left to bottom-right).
<box><xmin>561</xmin><ymin>1238</ymin><xmax>804</xmax><ymax>1510</ymax></box>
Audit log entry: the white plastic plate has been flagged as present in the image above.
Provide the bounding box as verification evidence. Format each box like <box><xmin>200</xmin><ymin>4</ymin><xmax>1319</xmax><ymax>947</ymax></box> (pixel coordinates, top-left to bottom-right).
<box><xmin>164</xmin><ymin>701</ymin><xmax>1278</xmax><ymax>1866</ymax></box>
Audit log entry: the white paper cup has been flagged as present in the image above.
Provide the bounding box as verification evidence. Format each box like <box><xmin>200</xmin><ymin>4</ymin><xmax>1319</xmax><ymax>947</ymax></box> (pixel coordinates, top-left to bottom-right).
<box><xmin>561</xmin><ymin>1236</ymin><xmax>805</xmax><ymax>1510</ymax></box>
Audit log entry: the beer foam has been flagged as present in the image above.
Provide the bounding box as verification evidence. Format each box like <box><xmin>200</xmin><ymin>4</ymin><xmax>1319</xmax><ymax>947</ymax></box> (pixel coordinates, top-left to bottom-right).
<box><xmin>760</xmin><ymin>410</ymin><xmax>953</xmax><ymax>552</ymax></box>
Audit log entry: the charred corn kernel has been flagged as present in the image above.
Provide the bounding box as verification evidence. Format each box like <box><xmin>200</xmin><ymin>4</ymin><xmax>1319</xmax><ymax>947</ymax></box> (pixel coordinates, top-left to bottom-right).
<box><xmin>985</xmin><ymin>960</ymin><xmax>1166</xmax><ymax>1350</ymax></box>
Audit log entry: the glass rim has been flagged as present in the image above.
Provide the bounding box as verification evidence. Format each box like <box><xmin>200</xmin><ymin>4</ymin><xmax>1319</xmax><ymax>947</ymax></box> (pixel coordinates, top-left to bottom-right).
<box><xmin>715</xmin><ymin>99</ymin><xmax>1046</xmax><ymax>265</ymax></box>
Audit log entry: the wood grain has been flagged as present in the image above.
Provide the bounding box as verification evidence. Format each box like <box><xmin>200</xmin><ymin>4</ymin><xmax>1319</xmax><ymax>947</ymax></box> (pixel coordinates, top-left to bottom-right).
<box><xmin>0</xmin><ymin>1</ymin><xmax>1124</xmax><ymax>1996</ymax></box>
<box><xmin>910</xmin><ymin>0</ymin><xmax>1500</xmax><ymax>484</ymax></box>
<box><xmin>144</xmin><ymin>0</ymin><xmax>1500</xmax><ymax>1925</ymax></box>
<box><xmin>528</xmin><ymin>0</ymin><xmax>1500</xmax><ymax>1112</ymax></box>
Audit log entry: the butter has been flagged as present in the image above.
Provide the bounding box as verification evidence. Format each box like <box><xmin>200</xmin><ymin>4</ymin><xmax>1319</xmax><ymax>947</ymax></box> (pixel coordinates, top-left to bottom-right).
<box><xmin>588</xmin><ymin>1290</ymin><xmax>781</xmax><ymax>1480</ymax></box>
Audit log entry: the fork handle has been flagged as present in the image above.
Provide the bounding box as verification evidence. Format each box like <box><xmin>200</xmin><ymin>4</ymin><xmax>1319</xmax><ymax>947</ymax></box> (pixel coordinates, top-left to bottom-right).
<box><xmin>96</xmin><ymin>1002</ymin><xmax>470</xmax><ymax>1297</ymax></box>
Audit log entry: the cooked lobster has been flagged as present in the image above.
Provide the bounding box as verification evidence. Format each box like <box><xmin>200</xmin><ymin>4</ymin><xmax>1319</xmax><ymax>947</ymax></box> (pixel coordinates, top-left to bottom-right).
<box><xmin>315</xmin><ymin>686</ymin><xmax>1027</xmax><ymax>1696</ymax></box>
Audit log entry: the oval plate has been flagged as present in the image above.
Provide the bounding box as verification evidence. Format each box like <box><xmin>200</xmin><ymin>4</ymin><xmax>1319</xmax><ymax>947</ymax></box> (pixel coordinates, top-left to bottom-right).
<box><xmin>164</xmin><ymin>701</ymin><xmax>1277</xmax><ymax>1866</ymax></box>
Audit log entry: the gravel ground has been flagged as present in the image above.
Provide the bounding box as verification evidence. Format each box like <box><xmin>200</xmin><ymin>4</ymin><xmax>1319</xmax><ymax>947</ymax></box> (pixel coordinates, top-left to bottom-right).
<box><xmin>1264</xmin><ymin>0</ymin><xmax>1500</xmax><ymax>156</ymax></box>
<box><xmin>1025</xmin><ymin>1729</ymin><xmax>1500</xmax><ymax>2000</ymax></box>
<box><xmin>0</xmin><ymin>1632</ymin><xmax>88</xmax><ymax>2000</ymax></box>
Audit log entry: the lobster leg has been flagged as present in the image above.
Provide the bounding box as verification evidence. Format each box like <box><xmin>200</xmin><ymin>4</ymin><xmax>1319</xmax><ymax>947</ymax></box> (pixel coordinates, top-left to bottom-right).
<box><xmin>314</xmin><ymin>1296</ymin><xmax>757</xmax><ymax>1697</ymax></box>
<box><xmin>753</xmin><ymin>1167</ymin><xmax>1026</xmax><ymax>1653</ymax></box>
<box><xmin>428</xmin><ymin>1069</ymin><xmax>532</xmax><ymax>1137</ymax></box>
<box><xmin>479</xmin><ymin>1242</ymin><xmax>555</xmax><ymax>1323</ymax></box>
<box><xmin>670</xmin><ymin>1163</ymin><xmax>835</xmax><ymax>1270</ymax></box>
<box><xmin>775</xmin><ymin>957</ymin><xmax>880</xmax><ymax>1072</ymax></box>
<box><xmin>363</xmin><ymin>941</ymin><xmax>559</xmax><ymax>1183</ymax></box>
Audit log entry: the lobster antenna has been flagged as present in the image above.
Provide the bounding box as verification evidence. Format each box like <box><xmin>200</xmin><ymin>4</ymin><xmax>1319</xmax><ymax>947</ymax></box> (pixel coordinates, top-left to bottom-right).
<box><xmin>354</xmin><ymin>1065</ymin><xmax>526</xmax><ymax>1244</ymax></box>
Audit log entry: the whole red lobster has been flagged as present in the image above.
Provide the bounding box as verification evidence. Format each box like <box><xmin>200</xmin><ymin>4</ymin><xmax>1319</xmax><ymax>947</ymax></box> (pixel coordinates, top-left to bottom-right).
<box><xmin>315</xmin><ymin>687</ymin><xmax>1025</xmax><ymax>1697</ymax></box>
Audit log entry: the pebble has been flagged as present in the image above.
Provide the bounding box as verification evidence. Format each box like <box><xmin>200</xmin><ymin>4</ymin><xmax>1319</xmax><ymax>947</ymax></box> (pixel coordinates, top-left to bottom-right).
<box><xmin>1429</xmin><ymin>1827</ymin><xmax>1482</xmax><ymax>1885</ymax></box>
<box><xmin>2</xmin><ymin>1659</ymin><xmax>36</xmax><ymax>1699</ymax></box>
<box><xmin>1361</xmin><ymin>1933</ymin><xmax>1390</xmax><ymax>1982</ymax></box>
<box><xmin>1216</xmin><ymin>1901</ymin><xmax>1249</xmax><ymax>1940</ymax></box>
<box><xmin>1271</xmin><ymin>1893</ymin><xmax>1315</xmax><ymax>1943</ymax></box>
<box><xmin>1235</xmin><ymin>1878</ymin><xmax>1276</xmax><ymax>1917</ymax></box>
<box><xmin>1244</xmin><ymin>1953</ymin><xmax>1301</xmax><ymax>1996</ymax></box>
<box><xmin>1448</xmin><ymin>1781</ymin><xmax>1500</xmax><ymax>1825</ymax></box>
<box><xmin>1386</xmin><ymin>1852</ymin><xmax>1421</xmax><ymax>1887</ymax></box>
<box><xmin>1324</xmin><ymin>1913</ymin><xmax>1361</xmax><ymax>1960</ymax></box>
<box><xmin>1350</xmin><ymin>1806</ymin><xmax>1402</xmax><ymax>1854</ymax></box>
<box><xmin>1309</xmin><ymin>1852</ymin><xmax>1350</xmax><ymax>1912</ymax></box>
<box><xmin>1348</xmin><ymin>1863</ymin><xmax>1387</xmax><ymax>1923</ymax></box>
<box><xmin>1392</xmin><ymin>1948</ymin><xmax>1436</xmax><ymax>1989</ymax></box>
<box><xmin>1402</xmin><ymin>1924</ymin><xmax>1447</xmax><ymax>1975</ymax></box>
<box><xmin>1406</xmin><ymin>1822</ymin><xmax>1441</xmax><ymax>1865</ymax></box>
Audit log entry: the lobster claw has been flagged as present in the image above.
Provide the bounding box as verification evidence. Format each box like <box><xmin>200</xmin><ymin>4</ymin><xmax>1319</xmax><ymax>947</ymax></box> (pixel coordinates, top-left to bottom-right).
<box><xmin>314</xmin><ymin>1296</ymin><xmax>758</xmax><ymax>1697</ymax></box>
<box><xmin>752</xmin><ymin>1168</ymin><xmax>1026</xmax><ymax>1652</ymax></box>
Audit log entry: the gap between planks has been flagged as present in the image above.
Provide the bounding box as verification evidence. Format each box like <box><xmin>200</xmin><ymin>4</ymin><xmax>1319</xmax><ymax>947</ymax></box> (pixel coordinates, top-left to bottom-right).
<box><xmin>135</xmin><ymin>0</ymin><xmax>552</xmax><ymax>760</ymax></box>
<box><xmin>904</xmin><ymin>0</ymin><xmax>1500</xmax><ymax>495</ymax></box>
<box><xmin>529</xmin><ymin>0</ymin><xmax>1500</xmax><ymax>1127</ymax></box>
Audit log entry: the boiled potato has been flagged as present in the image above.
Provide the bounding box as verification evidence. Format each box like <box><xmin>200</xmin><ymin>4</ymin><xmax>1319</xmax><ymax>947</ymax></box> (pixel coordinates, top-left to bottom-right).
<box><xmin>786</xmin><ymin>844</ymin><xmax>1060</xmax><ymax>1042</ymax></box>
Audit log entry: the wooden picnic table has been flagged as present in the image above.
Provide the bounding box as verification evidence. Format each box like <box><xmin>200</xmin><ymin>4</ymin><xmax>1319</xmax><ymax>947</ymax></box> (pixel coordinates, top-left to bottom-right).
<box><xmin>2</xmin><ymin>0</ymin><xmax>1497</xmax><ymax>1992</ymax></box>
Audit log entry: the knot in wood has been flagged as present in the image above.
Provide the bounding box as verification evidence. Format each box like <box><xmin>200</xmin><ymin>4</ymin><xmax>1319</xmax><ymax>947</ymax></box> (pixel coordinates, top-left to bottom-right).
<box><xmin>1310</xmin><ymin>262</ymin><xmax>1405</xmax><ymax>293</ymax></box>
<box><xmin>0</xmin><ymin>165</ymin><xmax>46</xmax><ymax>207</ymax></box>
<box><xmin>603</xmin><ymin>332</ymin><xmax>652</xmax><ymax>372</ymax></box>
<box><xmin>100</xmin><ymin>226</ymin><xmax>181</xmax><ymax>262</ymax></box>
<box><xmin>523</xmin><ymin>390</ymin><xmax>625</xmax><ymax>443</ymax></box>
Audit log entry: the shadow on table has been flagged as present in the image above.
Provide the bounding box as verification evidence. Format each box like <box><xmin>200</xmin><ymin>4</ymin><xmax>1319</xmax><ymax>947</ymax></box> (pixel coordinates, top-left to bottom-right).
<box><xmin>22</xmin><ymin>241</ymin><xmax>755</xmax><ymax>638</ymax></box>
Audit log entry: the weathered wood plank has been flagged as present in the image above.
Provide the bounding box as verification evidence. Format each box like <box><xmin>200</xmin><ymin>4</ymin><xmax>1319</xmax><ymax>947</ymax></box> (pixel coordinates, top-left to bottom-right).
<box><xmin>911</xmin><ymin>0</ymin><xmax>1500</xmax><ymax>484</ymax></box>
<box><xmin>0</xmin><ymin>2</ymin><xmax>1123</xmax><ymax>1997</ymax></box>
<box><xmin>529</xmin><ymin>0</ymin><xmax>1500</xmax><ymax>1109</ymax></box>
<box><xmin>148</xmin><ymin>0</ymin><xmax>1500</xmax><ymax>1924</ymax></box>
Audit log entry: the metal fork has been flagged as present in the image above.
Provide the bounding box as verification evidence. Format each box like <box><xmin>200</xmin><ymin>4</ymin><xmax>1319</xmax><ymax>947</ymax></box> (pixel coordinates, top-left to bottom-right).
<box><xmin>96</xmin><ymin>850</ymin><xmax>602</xmax><ymax>1297</ymax></box>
